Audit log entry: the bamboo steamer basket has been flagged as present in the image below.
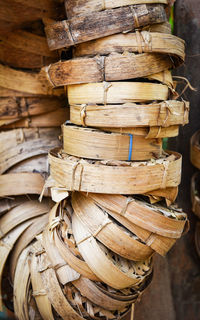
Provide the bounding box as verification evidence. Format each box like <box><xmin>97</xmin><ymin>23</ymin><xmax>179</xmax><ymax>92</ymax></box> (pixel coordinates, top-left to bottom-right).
<box><xmin>68</xmin><ymin>81</ymin><xmax>169</xmax><ymax>104</ymax></box>
<box><xmin>0</xmin><ymin>64</ymin><xmax>64</xmax><ymax>96</ymax></box>
<box><xmin>65</xmin><ymin>0</ymin><xmax>168</xmax><ymax>18</ymax></box>
<box><xmin>72</xmin><ymin>192</ymin><xmax>154</xmax><ymax>260</ymax></box>
<box><xmin>70</xmin><ymin>101</ymin><xmax>189</xmax><ymax>129</ymax></box>
<box><xmin>44</xmin><ymin>53</ymin><xmax>174</xmax><ymax>87</ymax></box>
<box><xmin>49</xmin><ymin>148</ymin><xmax>182</xmax><ymax>194</ymax></box>
<box><xmin>0</xmin><ymin>128</ymin><xmax>60</xmax><ymax>174</ymax></box>
<box><xmin>45</xmin><ymin>4</ymin><xmax>166</xmax><ymax>50</ymax></box>
<box><xmin>190</xmin><ymin>130</ymin><xmax>200</xmax><ymax>170</ymax></box>
<box><xmin>72</xmin><ymin>212</ymin><xmax>152</xmax><ymax>289</ymax></box>
<box><xmin>191</xmin><ymin>173</ymin><xmax>200</xmax><ymax>219</ymax></box>
<box><xmin>63</xmin><ymin>124</ymin><xmax>162</xmax><ymax>161</ymax></box>
<box><xmin>0</xmin><ymin>30</ymin><xmax>59</xmax><ymax>69</ymax></box>
<box><xmin>48</xmin><ymin>202</ymin><xmax>100</xmax><ymax>281</ymax></box>
<box><xmin>85</xmin><ymin>193</ymin><xmax>188</xmax><ymax>256</ymax></box>
<box><xmin>74</xmin><ymin>32</ymin><xmax>185</xmax><ymax>67</ymax></box>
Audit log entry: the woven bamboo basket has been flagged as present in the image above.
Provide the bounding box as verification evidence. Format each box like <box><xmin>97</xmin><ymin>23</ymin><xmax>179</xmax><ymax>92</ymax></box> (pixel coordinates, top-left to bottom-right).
<box><xmin>44</xmin><ymin>53</ymin><xmax>174</xmax><ymax>87</ymax></box>
<box><xmin>72</xmin><ymin>192</ymin><xmax>154</xmax><ymax>260</ymax></box>
<box><xmin>49</xmin><ymin>148</ymin><xmax>182</xmax><ymax>194</ymax></box>
<box><xmin>84</xmin><ymin>192</ymin><xmax>188</xmax><ymax>256</ymax></box>
<box><xmin>0</xmin><ymin>30</ymin><xmax>59</xmax><ymax>69</ymax></box>
<box><xmin>190</xmin><ymin>130</ymin><xmax>200</xmax><ymax>170</ymax></box>
<box><xmin>45</xmin><ymin>4</ymin><xmax>166</xmax><ymax>50</ymax></box>
<box><xmin>70</xmin><ymin>101</ymin><xmax>189</xmax><ymax>129</ymax></box>
<box><xmin>62</xmin><ymin>123</ymin><xmax>162</xmax><ymax>161</ymax></box>
<box><xmin>74</xmin><ymin>32</ymin><xmax>185</xmax><ymax>68</ymax></box>
<box><xmin>191</xmin><ymin>173</ymin><xmax>200</xmax><ymax>219</ymax></box>
<box><xmin>65</xmin><ymin>0</ymin><xmax>168</xmax><ymax>18</ymax></box>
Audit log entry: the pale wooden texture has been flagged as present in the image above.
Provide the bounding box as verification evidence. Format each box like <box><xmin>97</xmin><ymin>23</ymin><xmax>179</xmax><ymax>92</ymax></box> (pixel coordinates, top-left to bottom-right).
<box><xmin>70</xmin><ymin>101</ymin><xmax>189</xmax><ymax>128</ymax></box>
<box><xmin>45</xmin><ymin>4</ymin><xmax>166</xmax><ymax>50</ymax></box>
<box><xmin>49</xmin><ymin>149</ymin><xmax>182</xmax><ymax>194</ymax></box>
<box><xmin>46</xmin><ymin>53</ymin><xmax>173</xmax><ymax>87</ymax></box>
<box><xmin>67</xmin><ymin>82</ymin><xmax>169</xmax><ymax>104</ymax></box>
<box><xmin>65</xmin><ymin>0</ymin><xmax>168</xmax><ymax>18</ymax></box>
<box><xmin>190</xmin><ymin>130</ymin><xmax>200</xmax><ymax>170</ymax></box>
<box><xmin>63</xmin><ymin>124</ymin><xmax>162</xmax><ymax>160</ymax></box>
<box><xmin>74</xmin><ymin>32</ymin><xmax>185</xmax><ymax>67</ymax></box>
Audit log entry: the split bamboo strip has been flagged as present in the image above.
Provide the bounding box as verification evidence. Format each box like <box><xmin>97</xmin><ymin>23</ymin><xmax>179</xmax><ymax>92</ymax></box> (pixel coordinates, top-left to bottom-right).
<box><xmin>0</xmin><ymin>196</ymin><xmax>31</xmax><ymax>215</ymax></box>
<box><xmin>0</xmin><ymin>85</ymin><xmax>65</xmax><ymax>97</ymax></box>
<box><xmin>0</xmin><ymin>200</ymin><xmax>50</xmax><ymax>239</ymax></box>
<box><xmin>0</xmin><ymin>220</ymin><xmax>32</xmax><ymax>311</ymax></box>
<box><xmin>144</xmin><ymin>186</ymin><xmax>178</xmax><ymax>205</ymax></box>
<box><xmin>191</xmin><ymin>173</ymin><xmax>200</xmax><ymax>219</ymax></box>
<box><xmin>48</xmin><ymin>203</ymin><xmax>100</xmax><ymax>281</ymax></box>
<box><xmin>0</xmin><ymin>64</ymin><xmax>64</xmax><ymax>96</ymax></box>
<box><xmin>45</xmin><ymin>4</ymin><xmax>166</xmax><ymax>50</ymax></box>
<box><xmin>65</xmin><ymin>0</ymin><xmax>168</xmax><ymax>18</ymax></box>
<box><xmin>63</xmin><ymin>124</ymin><xmax>162</xmax><ymax>161</ymax></box>
<box><xmin>72</xmin><ymin>192</ymin><xmax>154</xmax><ymax>260</ymax></box>
<box><xmin>86</xmin><ymin>193</ymin><xmax>187</xmax><ymax>256</ymax></box>
<box><xmin>70</xmin><ymin>101</ymin><xmax>189</xmax><ymax>128</ymax></box>
<box><xmin>0</xmin><ymin>128</ymin><xmax>60</xmax><ymax>174</ymax></box>
<box><xmin>30</xmin><ymin>250</ymin><xmax>54</xmax><ymax>320</ymax></box>
<box><xmin>44</xmin><ymin>53</ymin><xmax>174</xmax><ymax>87</ymax></box>
<box><xmin>191</xmin><ymin>130</ymin><xmax>200</xmax><ymax>170</ymax></box>
<box><xmin>49</xmin><ymin>149</ymin><xmax>182</xmax><ymax>194</ymax></box>
<box><xmin>10</xmin><ymin>214</ymin><xmax>49</xmax><ymax>282</ymax></box>
<box><xmin>72</xmin><ymin>213</ymin><xmax>152</xmax><ymax>289</ymax></box>
<box><xmin>74</xmin><ymin>32</ymin><xmax>185</xmax><ymax>67</ymax></box>
<box><xmin>67</xmin><ymin>82</ymin><xmax>169</xmax><ymax>104</ymax></box>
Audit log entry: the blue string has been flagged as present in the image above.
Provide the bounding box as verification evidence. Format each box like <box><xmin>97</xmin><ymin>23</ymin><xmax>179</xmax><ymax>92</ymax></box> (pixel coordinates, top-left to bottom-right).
<box><xmin>128</xmin><ymin>134</ymin><xmax>133</xmax><ymax>161</ymax></box>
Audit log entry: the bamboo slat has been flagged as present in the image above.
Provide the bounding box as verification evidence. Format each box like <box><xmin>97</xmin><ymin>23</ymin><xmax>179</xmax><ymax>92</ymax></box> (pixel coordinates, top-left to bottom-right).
<box><xmin>86</xmin><ymin>193</ymin><xmax>187</xmax><ymax>256</ymax></box>
<box><xmin>0</xmin><ymin>64</ymin><xmax>64</xmax><ymax>96</ymax></box>
<box><xmin>0</xmin><ymin>128</ymin><xmax>60</xmax><ymax>174</ymax></box>
<box><xmin>70</xmin><ymin>101</ymin><xmax>189</xmax><ymax>128</ymax></box>
<box><xmin>65</xmin><ymin>0</ymin><xmax>168</xmax><ymax>18</ymax></box>
<box><xmin>0</xmin><ymin>196</ymin><xmax>31</xmax><ymax>215</ymax></box>
<box><xmin>144</xmin><ymin>186</ymin><xmax>178</xmax><ymax>205</ymax></box>
<box><xmin>45</xmin><ymin>4</ymin><xmax>166</xmax><ymax>50</ymax></box>
<box><xmin>45</xmin><ymin>53</ymin><xmax>174</xmax><ymax>87</ymax></box>
<box><xmin>49</xmin><ymin>149</ymin><xmax>182</xmax><ymax>194</ymax></box>
<box><xmin>142</xmin><ymin>21</ymin><xmax>171</xmax><ymax>33</ymax></box>
<box><xmin>72</xmin><ymin>192</ymin><xmax>153</xmax><ymax>260</ymax></box>
<box><xmin>191</xmin><ymin>173</ymin><xmax>200</xmax><ymax>219</ymax></box>
<box><xmin>63</xmin><ymin>124</ymin><xmax>162</xmax><ymax>161</ymax></box>
<box><xmin>67</xmin><ymin>82</ymin><xmax>169</xmax><ymax>104</ymax></box>
<box><xmin>74</xmin><ymin>32</ymin><xmax>185</xmax><ymax>67</ymax></box>
<box><xmin>191</xmin><ymin>130</ymin><xmax>200</xmax><ymax>170</ymax></box>
<box><xmin>72</xmin><ymin>213</ymin><xmax>152</xmax><ymax>289</ymax></box>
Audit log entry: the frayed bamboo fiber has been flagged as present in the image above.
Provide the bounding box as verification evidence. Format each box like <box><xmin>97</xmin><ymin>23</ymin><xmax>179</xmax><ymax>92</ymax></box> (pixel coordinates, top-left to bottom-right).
<box><xmin>191</xmin><ymin>130</ymin><xmax>200</xmax><ymax>170</ymax></box>
<box><xmin>72</xmin><ymin>212</ymin><xmax>152</xmax><ymax>289</ymax></box>
<box><xmin>65</xmin><ymin>0</ymin><xmax>168</xmax><ymax>18</ymax></box>
<box><xmin>70</xmin><ymin>101</ymin><xmax>189</xmax><ymax>128</ymax></box>
<box><xmin>72</xmin><ymin>192</ymin><xmax>154</xmax><ymax>260</ymax></box>
<box><xmin>44</xmin><ymin>53</ymin><xmax>174</xmax><ymax>87</ymax></box>
<box><xmin>74</xmin><ymin>32</ymin><xmax>185</xmax><ymax>67</ymax></box>
<box><xmin>191</xmin><ymin>173</ymin><xmax>200</xmax><ymax>219</ymax></box>
<box><xmin>63</xmin><ymin>124</ymin><xmax>162</xmax><ymax>161</ymax></box>
<box><xmin>49</xmin><ymin>149</ymin><xmax>182</xmax><ymax>194</ymax></box>
<box><xmin>45</xmin><ymin>4</ymin><xmax>166</xmax><ymax>50</ymax></box>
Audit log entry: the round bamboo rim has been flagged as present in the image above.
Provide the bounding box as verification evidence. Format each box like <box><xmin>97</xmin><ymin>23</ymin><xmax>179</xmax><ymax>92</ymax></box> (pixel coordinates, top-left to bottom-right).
<box><xmin>48</xmin><ymin>202</ymin><xmax>100</xmax><ymax>281</ymax></box>
<box><xmin>65</xmin><ymin>0</ymin><xmax>168</xmax><ymax>18</ymax></box>
<box><xmin>67</xmin><ymin>81</ymin><xmax>169</xmax><ymax>104</ymax></box>
<box><xmin>45</xmin><ymin>4</ymin><xmax>166</xmax><ymax>50</ymax></box>
<box><xmin>74</xmin><ymin>32</ymin><xmax>185</xmax><ymax>67</ymax></box>
<box><xmin>49</xmin><ymin>148</ymin><xmax>182</xmax><ymax>194</ymax></box>
<box><xmin>191</xmin><ymin>130</ymin><xmax>200</xmax><ymax>170</ymax></box>
<box><xmin>72</xmin><ymin>192</ymin><xmax>154</xmax><ymax>260</ymax></box>
<box><xmin>63</xmin><ymin>123</ymin><xmax>162</xmax><ymax>161</ymax></box>
<box><xmin>44</xmin><ymin>53</ymin><xmax>174</xmax><ymax>87</ymax></box>
<box><xmin>70</xmin><ymin>101</ymin><xmax>189</xmax><ymax>129</ymax></box>
<box><xmin>72</xmin><ymin>212</ymin><xmax>152</xmax><ymax>289</ymax></box>
<box><xmin>191</xmin><ymin>173</ymin><xmax>200</xmax><ymax>219</ymax></box>
<box><xmin>81</xmin><ymin>192</ymin><xmax>187</xmax><ymax>256</ymax></box>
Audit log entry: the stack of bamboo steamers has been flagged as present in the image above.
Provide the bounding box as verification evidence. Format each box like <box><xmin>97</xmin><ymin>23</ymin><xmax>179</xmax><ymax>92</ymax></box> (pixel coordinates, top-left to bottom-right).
<box><xmin>0</xmin><ymin>1</ymin><xmax>190</xmax><ymax>319</ymax></box>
